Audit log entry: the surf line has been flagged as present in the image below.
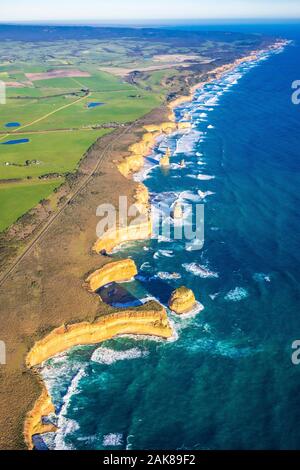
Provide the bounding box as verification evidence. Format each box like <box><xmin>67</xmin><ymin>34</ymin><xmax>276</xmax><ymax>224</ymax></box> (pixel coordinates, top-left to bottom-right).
<box><xmin>23</xmin><ymin>39</ymin><xmax>287</xmax><ymax>450</ymax></box>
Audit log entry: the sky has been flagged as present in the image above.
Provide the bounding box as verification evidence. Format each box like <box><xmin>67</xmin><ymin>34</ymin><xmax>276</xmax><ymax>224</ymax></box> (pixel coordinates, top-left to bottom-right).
<box><xmin>1</xmin><ymin>0</ymin><xmax>300</xmax><ymax>22</ymax></box>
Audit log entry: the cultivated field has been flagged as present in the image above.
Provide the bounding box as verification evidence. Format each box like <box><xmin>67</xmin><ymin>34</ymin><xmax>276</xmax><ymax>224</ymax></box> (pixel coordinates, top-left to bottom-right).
<box><xmin>0</xmin><ymin>63</ymin><xmax>163</xmax><ymax>231</ymax></box>
<box><xmin>0</xmin><ymin>26</ymin><xmax>267</xmax><ymax>235</ymax></box>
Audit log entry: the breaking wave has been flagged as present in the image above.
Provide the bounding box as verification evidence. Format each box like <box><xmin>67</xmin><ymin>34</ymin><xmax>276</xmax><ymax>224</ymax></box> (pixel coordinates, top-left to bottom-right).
<box><xmin>224</xmin><ymin>287</ymin><xmax>249</xmax><ymax>302</ymax></box>
<box><xmin>91</xmin><ymin>347</ymin><xmax>149</xmax><ymax>365</ymax></box>
<box><xmin>183</xmin><ymin>262</ymin><xmax>219</xmax><ymax>278</ymax></box>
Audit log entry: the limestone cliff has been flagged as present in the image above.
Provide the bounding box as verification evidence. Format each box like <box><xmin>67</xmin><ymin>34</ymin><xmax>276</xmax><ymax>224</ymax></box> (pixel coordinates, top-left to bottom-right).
<box><xmin>98</xmin><ymin>120</ymin><xmax>193</xmax><ymax>254</ymax></box>
<box><xmin>160</xmin><ymin>154</ymin><xmax>170</xmax><ymax>167</ymax></box>
<box><xmin>26</xmin><ymin>302</ymin><xmax>172</xmax><ymax>368</ymax></box>
<box><xmin>93</xmin><ymin>218</ymin><xmax>152</xmax><ymax>254</ymax></box>
<box><xmin>85</xmin><ymin>258</ymin><xmax>138</xmax><ymax>293</ymax></box>
<box><xmin>168</xmin><ymin>286</ymin><xmax>197</xmax><ymax>314</ymax></box>
<box><xmin>117</xmin><ymin>130</ymin><xmax>161</xmax><ymax>178</ymax></box>
<box><xmin>134</xmin><ymin>183</ymin><xmax>150</xmax><ymax>214</ymax></box>
<box><xmin>24</xmin><ymin>385</ymin><xmax>57</xmax><ymax>450</ymax></box>
<box><xmin>117</xmin><ymin>153</ymin><xmax>144</xmax><ymax>177</ymax></box>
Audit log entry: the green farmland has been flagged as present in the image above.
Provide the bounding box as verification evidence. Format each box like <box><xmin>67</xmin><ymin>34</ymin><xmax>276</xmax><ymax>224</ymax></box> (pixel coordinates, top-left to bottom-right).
<box><xmin>0</xmin><ymin>26</ymin><xmax>252</xmax><ymax>232</ymax></box>
<box><xmin>0</xmin><ymin>60</ymin><xmax>165</xmax><ymax>231</ymax></box>
<box><xmin>0</xmin><ymin>179</ymin><xmax>62</xmax><ymax>232</ymax></box>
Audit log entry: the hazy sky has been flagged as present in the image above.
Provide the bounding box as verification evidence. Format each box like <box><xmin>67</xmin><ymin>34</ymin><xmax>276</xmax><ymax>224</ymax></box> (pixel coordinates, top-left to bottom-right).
<box><xmin>1</xmin><ymin>0</ymin><xmax>300</xmax><ymax>22</ymax></box>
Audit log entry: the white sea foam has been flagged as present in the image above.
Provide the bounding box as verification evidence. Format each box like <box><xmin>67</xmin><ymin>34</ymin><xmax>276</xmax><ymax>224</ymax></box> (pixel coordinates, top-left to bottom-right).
<box><xmin>179</xmin><ymin>190</ymin><xmax>203</xmax><ymax>202</ymax></box>
<box><xmin>171</xmin><ymin>301</ymin><xmax>205</xmax><ymax>319</ymax></box>
<box><xmin>183</xmin><ymin>262</ymin><xmax>219</xmax><ymax>278</ymax></box>
<box><xmin>252</xmin><ymin>272</ymin><xmax>271</xmax><ymax>283</ymax></box>
<box><xmin>103</xmin><ymin>433</ymin><xmax>123</xmax><ymax>447</ymax></box>
<box><xmin>198</xmin><ymin>190</ymin><xmax>215</xmax><ymax>200</ymax></box>
<box><xmin>196</xmin><ymin>174</ymin><xmax>215</xmax><ymax>180</ymax></box>
<box><xmin>186</xmin><ymin>337</ymin><xmax>260</xmax><ymax>359</ymax></box>
<box><xmin>157</xmin><ymin>235</ymin><xmax>172</xmax><ymax>243</ymax></box>
<box><xmin>54</xmin><ymin>367</ymin><xmax>86</xmax><ymax>450</ymax></box>
<box><xmin>174</xmin><ymin>130</ymin><xmax>202</xmax><ymax>155</ymax></box>
<box><xmin>121</xmin><ymin>332</ymin><xmax>169</xmax><ymax>343</ymax></box>
<box><xmin>151</xmin><ymin>191</ymin><xmax>180</xmax><ymax>206</ymax></box>
<box><xmin>188</xmin><ymin>173</ymin><xmax>215</xmax><ymax>180</ymax></box>
<box><xmin>185</xmin><ymin>239</ymin><xmax>204</xmax><ymax>251</ymax></box>
<box><xmin>156</xmin><ymin>249</ymin><xmax>174</xmax><ymax>257</ymax></box>
<box><xmin>91</xmin><ymin>347</ymin><xmax>149</xmax><ymax>365</ymax></box>
<box><xmin>140</xmin><ymin>261</ymin><xmax>152</xmax><ymax>271</ymax></box>
<box><xmin>133</xmin><ymin>157</ymin><xmax>158</xmax><ymax>182</ymax></box>
<box><xmin>166</xmin><ymin>319</ymin><xmax>179</xmax><ymax>342</ymax></box>
<box><xmin>155</xmin><ymin>271</ymin><xmax>181</xmax><ymax>280</ymax></box>
<box><xmin>209</xmin><ymin>292</ymin><xmax>220</xmax><ymax>300</ymax></box>
<box><xmin>224</xmin><ymin>287</ymin><xmax>249</xmax><ymax>302</ymax></box>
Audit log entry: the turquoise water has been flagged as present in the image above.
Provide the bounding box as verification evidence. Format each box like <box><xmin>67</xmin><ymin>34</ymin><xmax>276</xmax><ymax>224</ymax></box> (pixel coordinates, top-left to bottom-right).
<box><xmin>40</xmin><ymin>27</ymin><xmax>300</xmax><ymax>450</ymax></box>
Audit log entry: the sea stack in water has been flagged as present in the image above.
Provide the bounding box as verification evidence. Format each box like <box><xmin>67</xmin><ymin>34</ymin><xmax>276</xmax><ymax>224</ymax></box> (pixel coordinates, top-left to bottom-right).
<box><xmin>160</xmin><ymin>147</ymin><xmax>171</xmax><ymax>167</ymax></box>
<box><xmin>172</xmin><ymin>201</ymin><xmax>184</xmax><ymax>219</ymax></box>
<box><xmin>168</xmin><ymin>286</ymin><xmax>197</xmax><ymax>314</ymax></box>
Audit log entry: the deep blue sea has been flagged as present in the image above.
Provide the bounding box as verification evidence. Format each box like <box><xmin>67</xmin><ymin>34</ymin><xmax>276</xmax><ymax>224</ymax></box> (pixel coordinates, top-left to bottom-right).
<box><xmin>39</xmin><ymin>24</ymin><xmax>300</xmax><ymax>450</ymax></box>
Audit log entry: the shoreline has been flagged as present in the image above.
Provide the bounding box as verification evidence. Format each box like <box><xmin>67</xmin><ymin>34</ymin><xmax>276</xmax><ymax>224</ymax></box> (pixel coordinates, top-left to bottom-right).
<box><xmin>94</xmin><ymin>39</ymin><xmax>288</xmax><ymax>256</ymax></box>
<box><xmin>24</xmin><ymin>38</ymin><xmax>288</xmax><ymax>450</ymax></box>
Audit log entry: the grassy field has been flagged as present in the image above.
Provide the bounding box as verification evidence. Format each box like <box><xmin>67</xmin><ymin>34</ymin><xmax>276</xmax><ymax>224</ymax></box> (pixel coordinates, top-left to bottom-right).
<box><xmin>0</xmin><ymin>179</ymin><xmax>62</xmax><ymax>231</ymax></box>
<box><xmin>0</xmin><ymin>61</ymin><xmax>165</xmax><ymax>230</ymax></box>
<box><xmin>0</xmin><ymin>130</ymin><xmax>111</xmax><ymax>179</ymax></box>
<box><xmin>0</xmin><ymin>26</ymin><xmax>256</xmax><ymax>232</ymax></box>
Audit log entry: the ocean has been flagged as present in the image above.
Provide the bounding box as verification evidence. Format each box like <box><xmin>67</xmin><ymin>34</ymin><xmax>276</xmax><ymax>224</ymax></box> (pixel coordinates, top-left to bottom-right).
<box><xmin>39</xmin><ymin>23</ymin><xmax>300</xmax><ymax>450</ymax></box>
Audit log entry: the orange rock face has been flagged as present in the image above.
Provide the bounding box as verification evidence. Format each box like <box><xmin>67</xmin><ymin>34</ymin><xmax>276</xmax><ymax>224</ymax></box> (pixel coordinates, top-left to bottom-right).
<box><xmin>168</xmin><ymin>286</ymin><xmax>197</xmax><ymax>314</ymax></box>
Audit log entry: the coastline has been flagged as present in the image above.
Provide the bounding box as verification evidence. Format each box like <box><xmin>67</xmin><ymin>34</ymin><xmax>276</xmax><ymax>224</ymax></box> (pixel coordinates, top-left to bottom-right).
<box><xmin>24</xmin><ymin>38</ymin><xmax>289</xmax><ymax>449</ymax></box>
<box><xmin>24</xmin><ymin>302</ymin><xmax>172</xmax><ymax>449</ymax></box>
<box><xmin>0</xmin><ymin>38</ymin><xmax>287</xmax><ymax>450</ymax></box>
<box><xmin>24</xmin><ymin>38</ymin><xmax>290</xmax><ymax>450</ymax></box>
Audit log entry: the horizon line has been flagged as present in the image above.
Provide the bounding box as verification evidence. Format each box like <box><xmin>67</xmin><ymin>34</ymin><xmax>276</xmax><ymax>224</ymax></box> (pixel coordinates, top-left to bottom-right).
<box><xmin>1</xmin><ymin>18</ymin><xmax>300</xmax><ymax>25</ymax></box>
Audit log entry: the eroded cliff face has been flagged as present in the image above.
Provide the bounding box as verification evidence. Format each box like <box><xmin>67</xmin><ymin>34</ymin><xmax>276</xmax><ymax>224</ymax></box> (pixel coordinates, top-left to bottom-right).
<box><xmin>25</xmin><ymin>301</ymin><xmax>173</xmax><ymax>449</ymax></box>
<box><xmin>85</xmin><ymin>258</ymin><xmax>138</xmax><ymax>293</ymax></box>
<box><xmin>134</xmin><ymin>183</ymin><xmax>150</xmax><ymax>214</ymax></box>
<box><xmin>117</xmin><ymin>122</ymin><xmax>191</xmax><ymax>178</ymax></box>
<box><xmin>118</xmin><ymin>153</ymin><xmax>144</xmax><ymax>178</ymax></box>
<box><xmin>93</xmin><ymin>218</ymin><xmax>152</xmax><ymax>254</ymax></box>
<box><xmin>95</xmin><ymin>120</ymin><xmax>193</xmax><ymax>255</ymax></box>
<box><xmin>26</xmin><ymin>302</ymin><xmax>172</xmax><ymax>369</ymax></box>
<box><xmin>168</xmin><ymin>286</ymin><xmax>196</xmax><ymax>314</ymax></box>
<box><xmin>24</xmin><ymin>385</ymin><xmax>57</xmax><ymax>450</ymax></box>
<box><xmin>117</xmin><ymin>130</ymin><xmax>161</xmax><ymax>178</ymax></box>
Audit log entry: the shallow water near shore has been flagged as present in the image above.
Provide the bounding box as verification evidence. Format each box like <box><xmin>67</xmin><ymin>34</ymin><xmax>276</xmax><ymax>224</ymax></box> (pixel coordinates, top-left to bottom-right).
<box><xmin>41</xmin><ymin>25</ymin><xmax>300</xmax><ymax>450</ymax></box>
